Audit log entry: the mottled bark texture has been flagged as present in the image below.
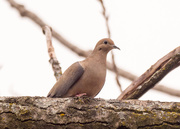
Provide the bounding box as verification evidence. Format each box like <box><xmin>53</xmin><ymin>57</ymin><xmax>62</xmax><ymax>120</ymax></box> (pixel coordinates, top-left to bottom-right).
<box><xmin>0</xmin><ymin>97</ymin><xmax>180</xmax><ymax>129</ymax></box>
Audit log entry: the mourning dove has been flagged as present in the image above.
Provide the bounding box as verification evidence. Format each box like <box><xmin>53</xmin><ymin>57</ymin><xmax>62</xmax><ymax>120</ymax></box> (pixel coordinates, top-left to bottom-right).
<box><xmin>47</xmin><ymin>38</ymin><xmax>119</xmax><ymax>98</ymax></box>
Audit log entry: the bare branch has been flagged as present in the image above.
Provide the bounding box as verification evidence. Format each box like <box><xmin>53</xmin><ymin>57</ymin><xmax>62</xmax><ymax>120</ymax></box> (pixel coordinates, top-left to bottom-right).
<box><xmin>98</xmin><ymin>0</ymin><xmax>122</xmax><ymax>92</ymax></box>
<box><xmin>7</xmin><ymin>0</ymin><xmax>180</xmax><ymax>98</ymax></box>
<box><xmin>111</xmin><ymin>52</ymin><xmax>122</xmax><ymax>92</ymax></box>
<box><xmin>98</xmin><ymin>0</ymin><xmax>111</xmax><ymax>38</ymax></box>
<box><xmin>51</xmin><ymin>31</ymin><xmax>89</xmax><ymax>57</ymax></box>
<box><xmin>1</xmin><ymin>96</ymin><xmax>180</xmax><ymax>128</ymax></box>
<box><xmin>118</xmin><ymin>46</ymin><xmax>180</xmax><ymax>100</ymax></box>
<box><xmin>42</xmin><ymin>26</ymin><xmax>62</xmax><ymax>80</ymax></box>
<box><xmin>7</xmin><ymin>0</ymin><xmax>89</xmax><ymax>57</ymax></box>
<box><xmin>153</xmin><ymin>84</ymin><xmax>180</xmax><ymax>97</ymax></box>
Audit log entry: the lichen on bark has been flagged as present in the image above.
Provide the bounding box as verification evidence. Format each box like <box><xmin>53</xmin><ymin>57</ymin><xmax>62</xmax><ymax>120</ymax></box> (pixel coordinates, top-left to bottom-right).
<box><xmin>0</xmin><ymin>96</ymin><xmax>180</xmax><ymax>129</ymax></box>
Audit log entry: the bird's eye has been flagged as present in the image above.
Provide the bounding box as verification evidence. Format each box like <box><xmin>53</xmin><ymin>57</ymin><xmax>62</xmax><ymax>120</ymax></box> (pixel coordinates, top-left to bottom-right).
<box><xmin>103</xmin><ymin>41</ymin><xmax>108</xmax><ymax>44</ymax></box>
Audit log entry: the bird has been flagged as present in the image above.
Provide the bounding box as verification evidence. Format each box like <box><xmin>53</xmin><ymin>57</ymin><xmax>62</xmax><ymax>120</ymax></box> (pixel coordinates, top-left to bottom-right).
<box><xmin>47</xmin><ymin>38</ymin><xmax>119</xmax><ymax>98</ymax></box>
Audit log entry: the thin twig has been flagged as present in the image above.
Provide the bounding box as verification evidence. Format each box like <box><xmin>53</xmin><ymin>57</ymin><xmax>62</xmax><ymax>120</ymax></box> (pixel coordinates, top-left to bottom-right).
<box><xmin>98</xmin><ymin>0</ymin><xmax>111</xmax><ymax>38</ymax></box>
<box><xmin>118</xmin><ymin>46</ymin><xmax>180</xmax><ymax>100</ymax></box>
<box><xmin>7</xmin><ymin>0</ymin><xmax>180</xmax><ymax>98</ymax></box>
<box><xmin>112</xmin><ymin>53</ymin><xmax>122</xmax><ymax>92</ymax></box>
<box><xmin>42</xmin><ymin>25</ymin><xmax>62</xmax><ymax>80</ymax></box>
<box><xmin>153</xmin><ymin>84</ymin><xmax>180</xmax><ymax>97</ymax></box>
<box><xmin>98</xmin><ymin>0</ymin><xmax>122</xmax><ymax>92</ymax></box>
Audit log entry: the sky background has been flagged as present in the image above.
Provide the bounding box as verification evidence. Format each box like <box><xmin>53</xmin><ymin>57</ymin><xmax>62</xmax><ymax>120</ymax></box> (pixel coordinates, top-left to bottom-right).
<box><xmin>0</xmin><ymin>0</ymin><xmax>179</xmax><ymax>101</ymax></box>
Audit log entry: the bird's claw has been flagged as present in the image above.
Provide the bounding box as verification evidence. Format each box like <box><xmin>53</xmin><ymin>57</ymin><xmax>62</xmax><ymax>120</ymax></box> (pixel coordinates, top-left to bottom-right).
<box><xmin>75</xmin><ymin>93</ymin><xmax>87</xmax><ymax>97</ymax></box>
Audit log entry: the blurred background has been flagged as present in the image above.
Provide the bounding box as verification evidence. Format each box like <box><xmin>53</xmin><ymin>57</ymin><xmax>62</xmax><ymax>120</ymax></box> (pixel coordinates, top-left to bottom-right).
<box><xmin>0</xmin><ymin>0</ymin><xmax>179</xmax><ymax>101</ymax></box>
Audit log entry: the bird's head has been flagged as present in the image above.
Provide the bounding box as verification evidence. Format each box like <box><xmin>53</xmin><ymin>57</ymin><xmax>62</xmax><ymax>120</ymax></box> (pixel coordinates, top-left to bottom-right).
<box><xmin>94</xmin><ymin>38</ymin><xmax>120</xmax><ymax>53</ymax></box>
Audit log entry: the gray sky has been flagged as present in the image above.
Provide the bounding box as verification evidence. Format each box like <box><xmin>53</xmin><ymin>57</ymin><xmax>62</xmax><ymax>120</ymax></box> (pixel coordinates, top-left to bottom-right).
<box><xmin>0</xmin><ymin>0</ymin><xmax>179</xmax><ymax>101</ymax></box>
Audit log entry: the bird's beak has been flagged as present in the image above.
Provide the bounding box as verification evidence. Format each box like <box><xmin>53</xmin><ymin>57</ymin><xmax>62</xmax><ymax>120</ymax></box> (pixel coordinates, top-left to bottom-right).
<box><xmin>113</xmin><ymin>45</ymin><xmax>120</xmax><ymax>50</ymax></box>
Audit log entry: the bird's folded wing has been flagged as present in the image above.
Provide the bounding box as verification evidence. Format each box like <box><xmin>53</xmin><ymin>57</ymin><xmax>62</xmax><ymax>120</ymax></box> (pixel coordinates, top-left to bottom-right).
<box><xmin>47</xmin><ymin>62</ymin><xmax>84</xmax><ymax>98</ymax></box>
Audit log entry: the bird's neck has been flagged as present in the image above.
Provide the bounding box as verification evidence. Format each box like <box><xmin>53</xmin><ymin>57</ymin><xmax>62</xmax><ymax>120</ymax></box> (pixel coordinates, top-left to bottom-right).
<box><xmin>79</xmin><ymin>51</ymin><xmax>107</xmax><ymax>71</ymax></box>
<box><xmin>87</xmin><ymin>51</ymin><xmax>108</xmax><ymax>65</ymax></box>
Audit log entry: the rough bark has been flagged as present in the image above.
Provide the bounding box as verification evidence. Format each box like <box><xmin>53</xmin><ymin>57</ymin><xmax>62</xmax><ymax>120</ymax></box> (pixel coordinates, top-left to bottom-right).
<box><xmin>42</xmin><ymin>25</ymin><xmax>62</xmax><ymax>81</ymax></box>
<box><xmin>0</xmin><ymin>97</ymin><xmax>180</xmax><ymax>129</ymax></box>
<box><xmin>118</xmin><ymin>49</ymin><xmax>180</xmax><ymax>100</ymax></box>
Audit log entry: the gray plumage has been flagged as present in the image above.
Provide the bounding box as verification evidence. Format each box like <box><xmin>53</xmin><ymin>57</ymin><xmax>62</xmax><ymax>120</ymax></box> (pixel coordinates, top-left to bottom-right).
<box><xmin>47</xmin><ymin>62</ymin><xmax>84</xmax><ymax>97</ymax></box>
<box><xmin>47</xmin><ymin>38</ymin><xmax>119</xmax><ymax>98</ymax></box>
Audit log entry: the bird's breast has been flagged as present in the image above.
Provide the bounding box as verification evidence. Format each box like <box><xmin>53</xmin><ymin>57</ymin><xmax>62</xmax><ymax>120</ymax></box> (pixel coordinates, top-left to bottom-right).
<box><xmin>79</xmin><ymin>61</ymin><xmax>106</xmax><ymax>96</ymax></box>
<box><xmin>66</xmin><ymin>61</ymin><xmax>107</xmax><ymax>97</ymax></box>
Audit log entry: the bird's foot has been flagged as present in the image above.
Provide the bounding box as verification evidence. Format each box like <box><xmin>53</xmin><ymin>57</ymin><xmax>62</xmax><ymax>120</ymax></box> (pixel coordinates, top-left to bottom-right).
<box><xmin>75</xmin><ymin>93</ymin><xmax>87</xmax><ymax>97</ymax></box>
<box><xmin>75</xmin><ymin>93</ymin><xmax>89</xmax><ymax>104</ymax></box>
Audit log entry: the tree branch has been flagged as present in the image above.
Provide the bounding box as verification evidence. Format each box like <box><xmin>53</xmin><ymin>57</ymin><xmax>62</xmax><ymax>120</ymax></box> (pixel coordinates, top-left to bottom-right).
<box><xmin>153</xmin><ymin>84</ymin><xmax>180</xmax><ymax>97</ymax></box>
<box><xmin>42</xmin><ymin>26</ymin><xmax>62</xmax><ymax>80</ymax></box>
<box><xmin>98</xmin><ymin>0</ymin><xmax>111</xmax><ymax>38</ymax></box>
<box><xmin>98</xmin><ymin>0</ymin><xmax>122</xmax><ymax>92</ymax></box>
<box><xmin>118</xmin><ymin>46</ymin><xmax>180</xmax><ymax>100</ymax></box>
<box><xmin>0</xmin><ymin>96</ymin><xmax>180</xmax><ymax>128</ymax></box>
<box><xmin>6</xmin><ymin>0</ymin><xmax>180</xmax><ymax>98</ymax></box>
